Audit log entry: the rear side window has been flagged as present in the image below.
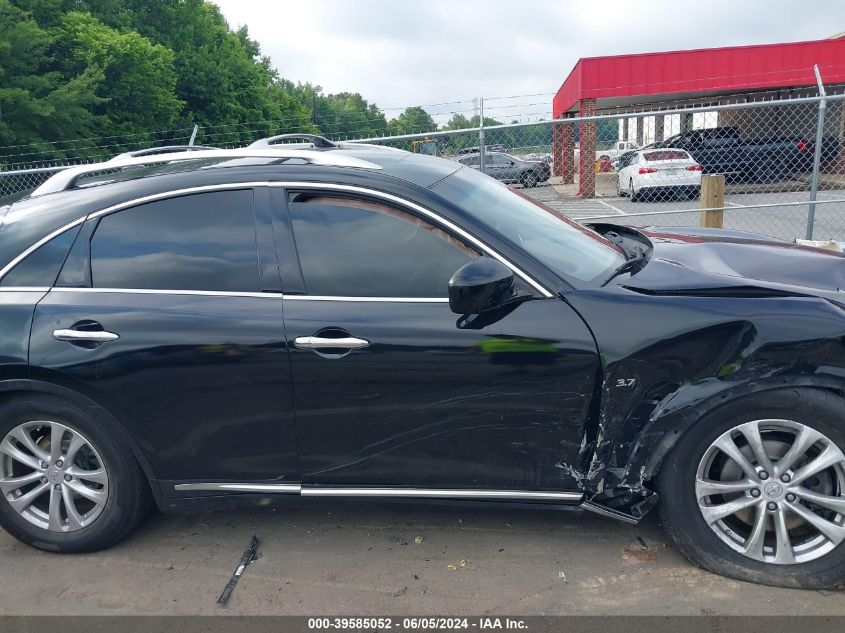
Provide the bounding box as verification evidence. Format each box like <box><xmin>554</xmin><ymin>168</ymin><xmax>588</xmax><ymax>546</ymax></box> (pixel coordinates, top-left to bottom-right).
<box><xmin>289</xmin><ymin>193</ymin><xmax>477</xmax><ymax>297</ymax></box>
<box><xmin>643</xmin><ymin>150</ymin><xmax>690</xmax><ymax>161</ymax></box>
<box><xmin>89</xmin><ymin>190</ymin><xmax>259</xmax><ymax>292</ymax></box>
<box><xmin>0</xmin><ymin>226</ymin><xmax>80</xmax><ymax>287</ymax></box>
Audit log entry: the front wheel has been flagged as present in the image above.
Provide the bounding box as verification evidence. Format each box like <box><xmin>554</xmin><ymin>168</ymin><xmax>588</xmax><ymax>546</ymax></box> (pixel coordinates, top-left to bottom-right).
<box><xmin>0</xmin><ymin>395</ymin><xmax>151</xmax><ymax>552</ymax></box>
<box><xmin>629</xmin><ymin>179</ymin><xmax>640</xmax><ymax>202</ymax></box>
<box><xmin>659</xmin><ymin>388</ymin><xmax>845</xmax><ymax>589</ymax></box>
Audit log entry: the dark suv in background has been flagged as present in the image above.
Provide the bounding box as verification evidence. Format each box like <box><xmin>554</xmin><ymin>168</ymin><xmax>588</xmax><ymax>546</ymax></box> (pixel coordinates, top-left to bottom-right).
<box><xmin>456</xmin><ymin>151</ymin><xmax>551</xmax><ymax>188</ymax></box>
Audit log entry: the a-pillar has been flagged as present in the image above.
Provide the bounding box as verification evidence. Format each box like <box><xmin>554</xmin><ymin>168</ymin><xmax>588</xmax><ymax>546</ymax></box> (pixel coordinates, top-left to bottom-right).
<box><xmin>654</xmin><ymin>115</ymin><xmax>665</xmax><ymax>143</ymax></box>
<box><xmin>578</xmin><ymin>99</ymin><xmax>596</xmax><ymax>198</ymax></box>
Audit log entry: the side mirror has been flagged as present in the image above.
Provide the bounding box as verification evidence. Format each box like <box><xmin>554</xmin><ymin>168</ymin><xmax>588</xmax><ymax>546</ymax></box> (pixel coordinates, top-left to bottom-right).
<box><xmin>448</xmin><ymin>257</ymin><xmax>516</xmax><ymax>315</ymax></box>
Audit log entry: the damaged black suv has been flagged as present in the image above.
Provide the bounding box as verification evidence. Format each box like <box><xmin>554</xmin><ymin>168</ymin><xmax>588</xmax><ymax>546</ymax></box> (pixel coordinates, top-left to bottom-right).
<box><xmin>1</xmin><ymin>136</ymin><xmax>844</xmax><ymax>589</ymax></box>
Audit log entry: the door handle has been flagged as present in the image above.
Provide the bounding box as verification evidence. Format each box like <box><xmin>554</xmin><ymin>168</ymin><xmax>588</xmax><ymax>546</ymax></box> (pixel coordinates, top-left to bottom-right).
<box><xmin>53</xmin><ymin>329</ymin><xmax>119</xmax><ymax>343</ymax></box>
<box><xmin>294</xmin><ymin>336</ymin><xmax>369</xmax><ymax>351</ymax></box>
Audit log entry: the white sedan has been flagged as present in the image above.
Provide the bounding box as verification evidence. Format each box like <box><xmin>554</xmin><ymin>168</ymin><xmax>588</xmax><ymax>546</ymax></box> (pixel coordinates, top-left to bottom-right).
<box><xmin>617</xmin><ymin>148</ymin><xmax>703</xmax><ymax>201</ymax></box>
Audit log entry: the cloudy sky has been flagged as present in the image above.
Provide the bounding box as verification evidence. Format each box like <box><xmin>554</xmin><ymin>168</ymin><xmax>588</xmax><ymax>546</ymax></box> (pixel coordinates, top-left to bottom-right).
<box><xmin>213</xmin><ymin>0</ymin><xmax>842</xmax><ymax>123</ymax></box>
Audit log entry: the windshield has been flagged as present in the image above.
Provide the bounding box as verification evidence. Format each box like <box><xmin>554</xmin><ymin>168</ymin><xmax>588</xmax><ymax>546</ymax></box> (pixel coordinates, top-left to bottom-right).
<box><xmin>432</xmin><ymin>167</ymin><xmax>625</xmax><ymax>287</ymax></box>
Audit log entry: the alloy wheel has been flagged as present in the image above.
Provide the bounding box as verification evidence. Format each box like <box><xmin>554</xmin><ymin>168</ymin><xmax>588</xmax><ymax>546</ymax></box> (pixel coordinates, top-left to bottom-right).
<box><xmin>0</xmin><ymin>421</ymin><xmax>109</xmax><ymax>532</ymax></box>
<box><xmin>696</xmin><ymin>419</ymin><xmax>845</xmax><ymax>564</ymax></box>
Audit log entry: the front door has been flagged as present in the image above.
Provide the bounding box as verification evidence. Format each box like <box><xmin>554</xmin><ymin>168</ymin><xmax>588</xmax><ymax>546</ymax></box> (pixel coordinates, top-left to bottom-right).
<box><xmin>278</xmin><ymin>188</ymin><xmax>599</xmax><ymax>491</ymax></box>
<box><xmin>28</xmin><ymin>188</ymin><xmax>298</xmax><ymax>487</ymax></box>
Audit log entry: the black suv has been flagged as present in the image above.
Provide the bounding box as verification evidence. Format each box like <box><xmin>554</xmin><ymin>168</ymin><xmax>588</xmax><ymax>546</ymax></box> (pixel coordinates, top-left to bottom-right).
<box><xmin>1</xmin><ymin>136</ymin><xmax>845</xmax><ymax>590</ymax></box>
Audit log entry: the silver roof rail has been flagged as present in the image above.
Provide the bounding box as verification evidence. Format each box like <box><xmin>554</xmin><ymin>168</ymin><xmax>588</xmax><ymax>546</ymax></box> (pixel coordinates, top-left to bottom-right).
<box><xmin>30</xmin><ymin>149</ymin><xmax>383</xmax><ymax>197</ymax></box>
<box><xmin>249</xmin><ymin>134</ymin><xmax>337</xmax><ymax>149</ymax></box>
<box><xmin>108</xmin><ymin>145</ymin><xmax>219</xmax><ymax>161</ymax></box>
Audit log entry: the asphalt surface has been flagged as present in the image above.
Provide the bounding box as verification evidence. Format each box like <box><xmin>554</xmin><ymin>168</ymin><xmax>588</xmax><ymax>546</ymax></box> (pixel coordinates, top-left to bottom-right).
<box><xmin>1</xmin><ymin>499</ymin><xmax>843</xmax><ymax>615</ymax></box>
<box><xmin>527</xmin><ymin>185</ymin><xmax>845</xmax><ymax>242</ymax></box>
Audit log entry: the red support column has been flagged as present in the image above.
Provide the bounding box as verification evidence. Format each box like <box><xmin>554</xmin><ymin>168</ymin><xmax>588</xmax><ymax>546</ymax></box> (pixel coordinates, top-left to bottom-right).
<box><xmin>578</xmin><ymin>99</ymin><xmax>596</xmax><ymax>198</ymax></box>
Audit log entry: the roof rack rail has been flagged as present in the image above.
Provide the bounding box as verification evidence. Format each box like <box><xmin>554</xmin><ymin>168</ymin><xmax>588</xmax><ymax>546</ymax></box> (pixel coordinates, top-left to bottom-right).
<box><xmin>249</xmin><ymin>134</ymin><xmax>338</xmax><ymax>149</ymax></box>
<box><xmin>30</xmin><ymin>149</ymin><xmax>382</xmax><ymax>197</ymax></box>
<box><xmin>109</xmin><ymin>145</ymin><xmax>219</xmax><ymax>161</ymax></box>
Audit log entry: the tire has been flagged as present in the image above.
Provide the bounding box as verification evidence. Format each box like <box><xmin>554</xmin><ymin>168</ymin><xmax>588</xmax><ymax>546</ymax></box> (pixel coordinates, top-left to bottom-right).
<box><xmin>629</xmin><ymin>179</ymin><xmax>640</xmax><ymax>202</ymax></box>
<box><xmin>521</xmin><ymin>172</ymin><xmax>539</xmax><ymax>189</ymax></box>
<box><xmin>658</xmin><ymin>388</ymin><xmax>845</xmax><ymax>589</ymax></box>
<box><xmin>0</xmin><ymin>394</ymin><xmax>151</xmax><ymax>552</ymax></box>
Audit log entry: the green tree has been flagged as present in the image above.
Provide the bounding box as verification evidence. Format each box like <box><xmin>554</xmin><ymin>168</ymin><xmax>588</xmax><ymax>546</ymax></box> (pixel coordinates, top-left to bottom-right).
<box><xmin>388</xmin><ymin>106</ymin><xmax>437</xmax><ymax>135</ymax></box>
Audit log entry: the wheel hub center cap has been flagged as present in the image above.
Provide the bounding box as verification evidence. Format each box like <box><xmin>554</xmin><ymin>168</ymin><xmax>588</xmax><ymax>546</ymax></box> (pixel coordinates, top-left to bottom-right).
<box><xmin>46</xmin><ymin>469</ymin><xmax>61</xmax><ymax>483</ymax></box>
<box><xmin>763</xmin><ymin>481</ymin><xmax>784</xmax><ymax>499</ymax></box>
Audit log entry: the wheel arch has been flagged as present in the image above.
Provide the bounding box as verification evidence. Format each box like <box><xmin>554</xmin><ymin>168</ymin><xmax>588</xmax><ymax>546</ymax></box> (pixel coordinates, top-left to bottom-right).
<box><xmin>0</xmin><ymin>378</ymin><xmax>166</xmax><ymax>508</ymax></box>
<box><xmin>583</xmin><ymin>376</ymin><xmax>845</xmax><ymax>522</ymax></box>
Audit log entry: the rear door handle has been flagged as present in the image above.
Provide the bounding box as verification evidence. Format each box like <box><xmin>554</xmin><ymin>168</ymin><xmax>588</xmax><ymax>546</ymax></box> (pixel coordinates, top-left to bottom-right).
<box><xmin>53</xmin><ymin>329</ymin><xmax>119</xmax><ymax>343</ymax></box>
<box><xmin>294</xmin><ymin>336</ymin><xmax>369</xmax><ymax>350</ymax></box>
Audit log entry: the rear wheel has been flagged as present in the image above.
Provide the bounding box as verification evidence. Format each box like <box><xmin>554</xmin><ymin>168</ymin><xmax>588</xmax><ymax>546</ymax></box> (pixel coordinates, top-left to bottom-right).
<box><xmin>0</xmin><ymin>395</ymin><xmax>151</xmax><ymax>552</ymax></box>
<box><xmin>659</xmin><ymin>389</ymin><xmax>845</xmax><ymax>588</ymax></box>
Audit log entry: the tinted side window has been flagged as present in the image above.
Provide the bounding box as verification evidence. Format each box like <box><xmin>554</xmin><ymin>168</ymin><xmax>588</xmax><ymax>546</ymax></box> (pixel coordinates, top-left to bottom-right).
<box><xmin>90</xmin><ymin>190</ymin><xmax>259</xmax><ymax>292</ymax></box>
<box><xmin>289</xmin><ymin>194</ymin><xmax>477</xmax><ymax>297</ymax></box>
<box><xmin>461</xmin><ymin>155</ymin><xmax>480</xmax><ymax>166</ymax></box>
<box><xmin>0</xmin><ymin>226</ymin><xmax>80</xmax><ymax>287</ymax></box>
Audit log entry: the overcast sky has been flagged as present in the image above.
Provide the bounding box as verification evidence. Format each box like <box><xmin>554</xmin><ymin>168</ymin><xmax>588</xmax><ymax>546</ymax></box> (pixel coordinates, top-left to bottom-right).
<box><xmin>213</xmin><ymin>0</ymin><xmax>842</xmax><ymax>123</ymax></box>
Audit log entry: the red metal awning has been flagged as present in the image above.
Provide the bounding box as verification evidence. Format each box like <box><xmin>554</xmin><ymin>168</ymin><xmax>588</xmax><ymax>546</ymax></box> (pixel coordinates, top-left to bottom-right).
<box><xmin>553</xmin><ymin>38</ymin><xmax>845</xmax><ymax>117</ymax></box>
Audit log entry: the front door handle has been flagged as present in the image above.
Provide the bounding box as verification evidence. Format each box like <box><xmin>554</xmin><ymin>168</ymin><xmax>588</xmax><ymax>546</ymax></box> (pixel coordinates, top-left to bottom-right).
<box><xmin>294</xmin><ymin>336</ymin><xmax>369</xmax><ymax>351</ymax></box>
<box><xmin>53</xmin><ymin>329</ymin><xmax>119</xmax><ymax>343</ymax></box>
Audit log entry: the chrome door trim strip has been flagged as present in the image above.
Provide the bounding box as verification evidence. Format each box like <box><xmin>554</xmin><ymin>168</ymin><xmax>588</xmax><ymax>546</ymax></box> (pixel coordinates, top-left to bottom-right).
<box><xmin>0</xmin><ymin>287</ymin><xmax>51</xmax><ymax>293</ymax></box>
<box><xmin>272</xmin><ymin>182</ymin><xmax>553</xmax><ymax>298</ymax></box>
<box><xmin>300</xmin><ymin>487</ymin><xmax>582</xmax><ymax>501</ymax></box>
<box><xmin>174</xmin><ymin>483</ymin><xmax>301</xmax><ymax>493</ymax></box>
<box><xmin>580</xmin><ymin>500</ymin><xmax>639</xmax><ymax>524</ymax></box>
<box><xmin>172</xmin><ymin>482</ymin><xmax>582</xmax><ymax>502</ymax></box>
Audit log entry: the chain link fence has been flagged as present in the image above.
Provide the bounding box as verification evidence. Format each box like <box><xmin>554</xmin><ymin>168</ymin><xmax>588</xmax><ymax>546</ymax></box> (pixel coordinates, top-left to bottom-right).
<box><xmin>3</xmin><ymin>93</ymin><xmax>845</xmax><ymax>243</ymax></box>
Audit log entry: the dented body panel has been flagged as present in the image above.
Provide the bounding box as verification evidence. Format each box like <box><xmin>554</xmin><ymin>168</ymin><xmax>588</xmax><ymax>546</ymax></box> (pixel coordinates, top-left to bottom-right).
<box><xmin>566</xmin><ymin>226</ymin><xmax>845</xmax><ymax>520</ymax></box>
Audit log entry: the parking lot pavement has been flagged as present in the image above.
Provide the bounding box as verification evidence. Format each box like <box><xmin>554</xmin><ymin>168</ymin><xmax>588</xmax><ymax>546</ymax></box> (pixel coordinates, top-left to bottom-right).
<box><xmin>527</xmin><ymin>186</ymin><xmax>845</xmax><ymax>241</ymax></box>
<box><xmin>1</xmin><ymin>500</ymin><xmax>843</xmax><ymax>616</ymax></box>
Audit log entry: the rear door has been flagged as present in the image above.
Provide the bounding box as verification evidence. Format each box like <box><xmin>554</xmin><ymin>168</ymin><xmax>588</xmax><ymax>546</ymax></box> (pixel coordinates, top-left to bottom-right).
<box><xmin>275</xmin><ymin>187</ymin><xmax>599</xmax><ymax>492</ymax></box>
<box><xmin>28</xmin><ymin>187</ymin><xmax>298</xmax><ymax>488</ymax></box>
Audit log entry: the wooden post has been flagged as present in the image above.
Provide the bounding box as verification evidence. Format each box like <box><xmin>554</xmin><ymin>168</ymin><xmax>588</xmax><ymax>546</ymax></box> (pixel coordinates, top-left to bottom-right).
<box><xmin>700</xmin><ymin>174</ymin><xmax>725</xmax><ymax>228</ymax></box>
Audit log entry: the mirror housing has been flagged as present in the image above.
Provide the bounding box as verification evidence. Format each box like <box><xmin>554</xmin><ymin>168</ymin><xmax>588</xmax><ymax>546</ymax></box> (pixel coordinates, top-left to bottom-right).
<box><xmin>448</xmin><ymin>257</ymin><xmax>517</xmax><ymax>315</ymax></box>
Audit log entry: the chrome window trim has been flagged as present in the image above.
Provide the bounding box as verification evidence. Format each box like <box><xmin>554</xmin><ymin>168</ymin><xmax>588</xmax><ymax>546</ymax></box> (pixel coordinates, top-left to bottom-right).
<box><xmin>277</xmin><ymin>182</ymin><xmax>553</xmax><ymax>298</ymax></box>
<box><xmin>47</xmin><ymin>288</ymin><xmax>452</xmax><ymax>302</ymax></box>
<box><xmin>0</xmin><ymin>286</ymin><xmax>51</xmax><ymax>293</ymax></box>
<box><xmin>172</xmin><ymin>482</ymin><xmax>582</xmax><ymax>502</ymax></box>
<box><xmin>0</xmin><ymin>217</ymin><xmax>86</xmax><ymax>281</ymax></box>
<box><xmin>0</xmin><ymin>181</ymin><xmax>553</xmax><ymax>299</ymax></box>
<box><xmin>285</xmin><ymin>295</ymin><xmax>449</xmax><ymax>303</ymax></box>
<box><xmin>49</xmin><ymin>287</ymin><xmax>275</xmax><ymax>299</ymax></box>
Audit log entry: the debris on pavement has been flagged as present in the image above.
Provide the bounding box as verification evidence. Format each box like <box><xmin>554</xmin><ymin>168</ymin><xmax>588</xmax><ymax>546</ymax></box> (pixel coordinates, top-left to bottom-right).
<box><xmin>622</xmin><ymin>538</ymin><xmax>656</xmax><ymax>564</ymax></box>
<box><xmin>217</xmin><ymin>534</ymin><xmax>260</xmax><ymax>606</ymax></box>
<box><xmin>414</xmin><ymin>536</ymin><xmax>424</xmax><ymax>544</ymax></box>
<box><xmin>460</xmin><ymin>559</ymin><xmax>469</xmax><ymax>568</ymax></box>
<box><xmin>447</xmin><ymin>563</ymin><xmax>457</xmax><ymax>571</ymax></box>
<box><xmin>558</xmin><ymin>570</ymin><xmax>567</xmax><ymax>582</ymax></box>
<box><xmin>392</xmin><ymin>586</ymin><xmax>407</xmax><ymax>598</ymax></box>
